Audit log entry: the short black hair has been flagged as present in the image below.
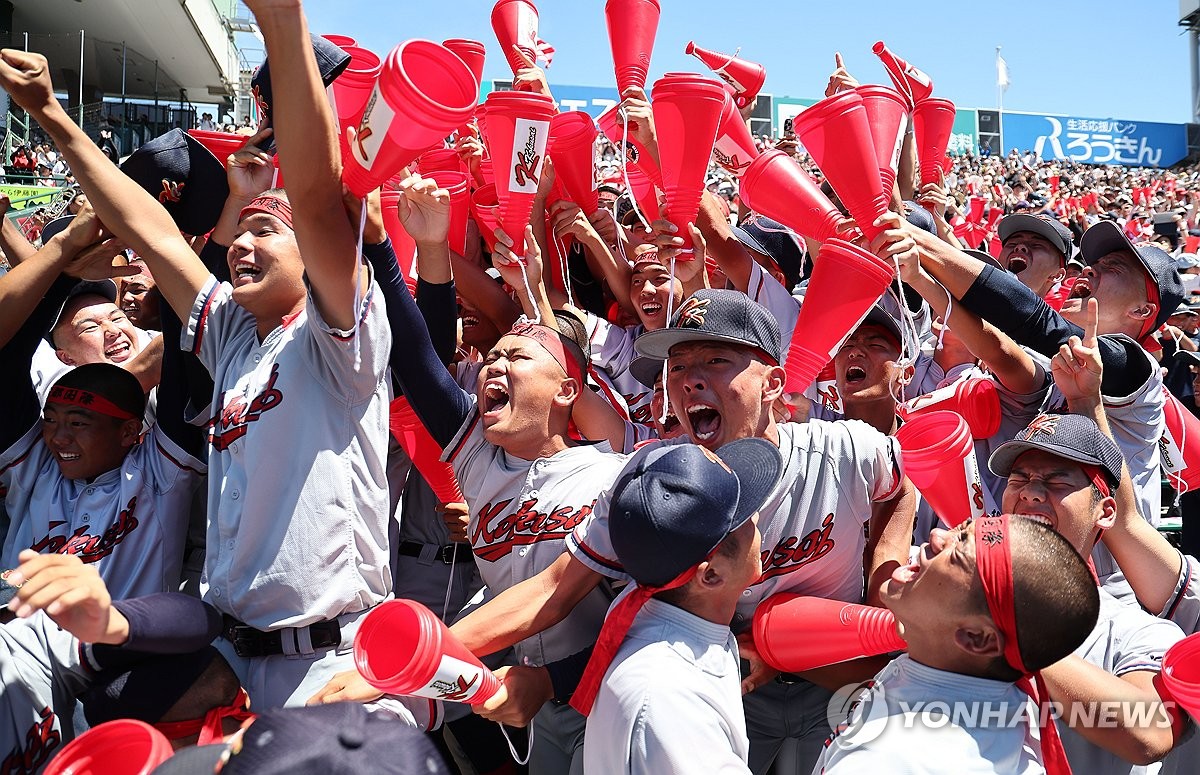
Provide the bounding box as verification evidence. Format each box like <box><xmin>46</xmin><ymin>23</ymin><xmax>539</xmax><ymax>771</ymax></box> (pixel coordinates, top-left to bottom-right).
<box><xmin>52</xmin><ymin>363</ymin><xmax>146</xmax><ymax>420</ymax></box>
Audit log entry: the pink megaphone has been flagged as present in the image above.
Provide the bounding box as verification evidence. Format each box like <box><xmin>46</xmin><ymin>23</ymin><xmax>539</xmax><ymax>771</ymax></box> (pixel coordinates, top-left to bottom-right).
<box><xmin>355</xmin><ymin>599</ymin><xmax>500</xmax><ymax>704</ymax></box>
<box><xmin>912</xmin><ymin>98</ymin><xmax>956</xmax><ymax>188</ymax></box>
<box><xmin>1159</xmin><ymin>633</ymin><xmax>1200</xmax><ymax>722</ymax></box>
<box><xmin>650</xmin><ymin>73</ymin><xmax>727</xmax><ymax>251</ymax></box>
<box><xmin>389</xmin><ymin>397</ymin><xmax>465</xmax><ymax>503</ymax></box>
<box><xmin>418</xmin><ymin>147</ymin><xmax>463</xmax><ymax>175</ymax></box>
<box><xmin>491</xmin><ymin>0</ymin><xmax>539</xmax><ymax>78</ymax></box>
<box><xmin>187</xmin><ymin>128</ymin><xmax>247</xmax><ymax>162</ymax></box>
<box><xmin>794</xmin><ymin>91</ymin><xmax>889</xmax><ymax>243</ymax></box>
<box><xmin>898</xmin><ymin>377</ymin><xmax>1002</xmax><ymax>439</ymax></box>
<box><xmin>752</xmin><ymin>594</ymin><xmax>906</xmax><ymax>673</ymax></box>
<box><xmin>470</xmin><ymin>183</ymin><xmax>502</xmax><ymax>252</ymax></box>
<box><xmin>739</xmin><ymin>149</ymin><xmax>843</xmax><ymax>244</ymax></box>
<box><xmin>1160</xmin><ymin>390</ymin><xmax>1200</xmax><ymax>492</ymax></box>
<box><xmin>896</xmin><ymin>410</ymin><xmax>988</xmax><ymax>528</ymax></box>
<box><xmin>782</xmin><ymin>239</ymin><xmax>894</xmax><ymax>394</ymax></box>
<box><xmin>378</xmin><ymin>189</ymin><xmax>419</xmax><ymax>293</ymax></box>
<box><xmin>331</xmin><ymin>45</ymin><xmax>383</xmax><ymax>154</ymax></box>
<box><xmin>684</xmin><ymin>41</ymin><xmax>766</xmax><ymax>108</ymax></box>
<box><xmin>482</xmin><ymin>90</ymin><xmax>556</xmax><ymax>254</ymax></box>
<box><xmin>442</xmin><ymin>38</ymin><xmax>486</xmax><ymax>89</ymax></box>
<box><xmin>712</xmin><ymin>91</ymin><xmax>760</xmax><ymax>176</ymax></box>
<box><xmin>625</xmin><ymin>161</ymin><xmax>661</xmax><ymax>222</ymax></box>
<box><xmin>342</xmin><ymin>40</ymin><xmax>478</xmax><ymax>197</ymax></box>
<box><xmin>549</xmin><ymin>111</ymin><xmax>601</xmax><ymax>215</ymax></box>
<box><xmin>43</xmin><ymin>720</ymin><xmax>173</xmax><ymax>775</ymax></box>
<box><xmin>605</xmin><ymin>0</ymin><xmax>661</xmax><ymax>92</ymax></box>
<box><xmin>597</xmin><ymin>102</ymin><xmax>663</xmax><ymax>188</ymax></box>
<box><xmin>871</xmin><ymin>41</ymin><xmax>934</xmax><ymax>107</ymax></box>
<box><xmin>967</xmin><ymin>195</ymin><xmax>986</xmax><ymax>222</ymax></box>
<box><xmin>426</xmin><ymin>170</ymin><xmax>471</xmax><ymax>257</ymax></box>
<box><xmin>322</xmin><ymin>34</ymin><xmax>358</xmax><ymax>49</ymax></box>
<box><xmin>856</xmin><ymin>85</ymin><xmax>909</xmax><ymax>198</ymax></box>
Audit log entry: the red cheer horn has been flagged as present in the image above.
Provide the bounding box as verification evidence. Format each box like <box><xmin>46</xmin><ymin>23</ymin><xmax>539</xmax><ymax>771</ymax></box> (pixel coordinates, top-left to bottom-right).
<box><xmin>491</xmin><ymin>0</ymin><xmax>539</xmax><ymax>77</ymax></box>
<box><xmin>355</xmin><ymin>599</ymin><xmax>500</xmax><ymax>705</ymax></box>
<box><xmin>794</xmin><ymin>91</ymin><xmax>889</xmax><ymax>243</ymax></box>
<box><xmin>782</xmin><ymin>239</ymin><xmax>894</xmax><ymax>394</ymax></box>
<box><xmin>597</xmin><ymin>102</ymin><xmax>663</xmax><ymax>188</ymax></box>
<box><xmin>912</xmin><ymin>98</ymin><xmax>956</xmax><ymax>188</ymax></box>
<box><xmin>187</xmin><ymin>128</ymin><xmax>247</xmax><ymax>162</ymax></box>
<box><xmin>470</xmin><ymin>182</ymin><xmax>502</xmax><ymax>252</ymax></box>
<box><xmin>739</xmin><ymin>149</ymin><xmax>842</xmax><ymax>244</ymax></box>
<box><xmin>1160</xmin><ymin>633</ymin><xmax>1200</xmax><ymax>722</ymax></box>
<box><xmin>549</xmin><ymin>111</ymin><xmax>601</xmax><ymax>215</ymax></box>
<box><xmin>625</xmin><ymin>161</ymin><xmax>661</xmax><ymax>221</ymax></box>
<box><xmin>342</xmin><ymin>40</ymin><xmax>478</xmax><ymax>197</ymax></box>
<box><xmin>605</xmin><ymin>0</ymin><xmax>661</xmax><ymax>92</ymax></box>
<box><xmin>331</xmin><ymin>45</ymin><xmax>382</xmax><ymax>154</ymax></box>
<box><xmin>684</xmin><ymin>41</ymin><xmax>766</xmax><ymax>108</ymax></box>
<box><xmin>871</xmin><ymin>41</ymin><xmax>934</xmax><ymax>107</ymax></box>
<box><xmin>379</xmin><ymin>189</ymin><xmax>418</xmax><ymax>293</ymax></box>
<box><xmin>855</xmin><ymin>85</ymin><xmax>909</xmax><ymax>198</ymax></box>
<box><xmin>967</xmin><ymin>195</ymin><xmax>986</xmax><ymax>222</ymax></box>
<box><xmin>322</xmin><ymin>34</ymin><xmax>358</xmax><ymax>49</ymax></box>
<box><xmin>425</xmin><ymin>170</ymin><xmax>471</xmax><ymax>257</ymax></box>
<box><xmin>650</xmin><ymin>73</ymin><xmax>727</xmax><ymax>251</ymax></box>
<box><xmin>752</xmin><ymin>595</ymin><xmax>906</xmax><ymax>673</ymax></box>
<box><xmin>712</xmin><ymin>91</ymin><xmax>760</xmax><ymax>175</ymax></box>
<box><xmin>482</xmin><ymin>90</ymin><xmax>555</xmax><ymax>254</ymax></box>
<box><xmin>442</xmin><ymin>38</ymin><xmax>486</xmax><ymax>89</ymax></box>
<box><xmin>898</xmin><ymin>377</ymin><xmax>1001</xmax><ymax>440</ymax></box>
<box><xmin>389</xmin><ymin>397</ymin><xmax>465</xmax><ymax>503</ymax></box>
<box><xmin>43</xmin><ymin>720</ymin><xmax>173</xmax><ymax>775</ymax></box>
<box><xmin>418</xmin><ymin>147</ymin><xmax>463</xmax><ymax>175</ymax></box>
<box><xmin>1160</xmin><ymin>390</ymin><xmax>1200</xmax><ymax>493</ymax></box>
<box><xmin>983</xmin><ymin>205</ymin><xmax>1003</xmax><ymax>234</ymax></box>
<box><xmin>896</xmin><ymin>410</ymin><xmax>988</xmax><ymax>529</ymax></box>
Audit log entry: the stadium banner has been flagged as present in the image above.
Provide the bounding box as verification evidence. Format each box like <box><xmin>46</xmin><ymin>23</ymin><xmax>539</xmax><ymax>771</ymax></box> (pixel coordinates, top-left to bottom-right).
<box><xmin>774</xmin><ymin>97</ymin><xmax>817</xmax><ymax>135</ymax></box>
<box><xmin>1000</xmin><ymin>111</ymin><xmax>1187</xmax><ymax>167</ymax></box>
<box><xmin>0</xmin><ymin>184</ymin><xmax>60</xmax><ymax>208</ymax></box>
<box><xmin>948</xmin><ymin>108</ymin><xmax>977</xmax><ymax>156</ymax></box>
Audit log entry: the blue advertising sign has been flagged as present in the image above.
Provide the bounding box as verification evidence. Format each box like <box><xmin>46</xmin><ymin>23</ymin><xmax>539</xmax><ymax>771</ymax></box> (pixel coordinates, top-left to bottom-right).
<box><xmin>490</xmin><ymin>81</ymin><xmax>621</xmax><ymax>118</ymax></box>
<box><xmin>1000</xmin><ymin>112</ymin><xmax>1187</xmax><ymax>168</ymax></box>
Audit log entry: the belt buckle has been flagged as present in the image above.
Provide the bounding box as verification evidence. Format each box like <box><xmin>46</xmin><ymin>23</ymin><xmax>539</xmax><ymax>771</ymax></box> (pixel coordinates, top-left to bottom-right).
<box><xmin>437</xmin><ymin>545</ymin><xmax>458</xmax><ymax>565</ymax></box>
<box><xmin>311</xmin><ymin>620</ymin><xmax>342</xmax><ymax>650</ymax></box>
<box><xmin>227</xmin><ymin>624</ymin><xmax>260</xmax><ymax>658</ymax></box>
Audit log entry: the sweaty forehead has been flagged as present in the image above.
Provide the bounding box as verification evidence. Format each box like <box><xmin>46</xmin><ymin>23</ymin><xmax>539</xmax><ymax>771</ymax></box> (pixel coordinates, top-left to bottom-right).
<box><xmin>1011</xmin><ymin>448</ymin><xmax>1086</xmax><ymax>479</ymax></box>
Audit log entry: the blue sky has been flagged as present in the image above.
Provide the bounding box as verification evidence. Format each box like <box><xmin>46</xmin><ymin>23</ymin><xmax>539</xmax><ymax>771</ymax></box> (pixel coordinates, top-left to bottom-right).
<box><xmin>292</xmin><ymin>0</ymin><xmax>1192</xmax><ymax>124</ymax></box>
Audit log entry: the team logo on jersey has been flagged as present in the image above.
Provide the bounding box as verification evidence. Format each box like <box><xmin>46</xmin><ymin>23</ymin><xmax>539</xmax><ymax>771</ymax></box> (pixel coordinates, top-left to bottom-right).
<box><xmin>756</xmin><ymin>513</ymin><xmax>837</xmax><ymax>583</ymax></box>
<box><xmin>433</xmin><ymin>673</ymin><xmax>479</xmax><ymax>702</ymax></box>
<box><xmin>158</xmin><ymin>179</ymin><xmax>185</xmax><ymax>204</ymax></box>
<box><xmin>211</xmin><ymin>364</ymin><xmax>285</xmax><ymax>451</ymax></box>
<box><xmin>1023</xmin><ymin>414</ymin><xmax>1060</xmax><ymax>438</ymax></box>
<box><xmin>675</xmin><ymin>296</ymin><xmax>710</xmax><ymax>329</ymax></box>
<box><xmin>29</xmin><ymin>496</ymin><xmax>139</xmax><ymax>563</ymax></box>
<box><xmin>1</xmin><ymin>706</ymin><xmax>60</xmax><ymax>775</ymax></box>
<box><xmin>625</xmin><ymin>392</ymin><xmax>652</xmax><ymax>425</ymax></box>
<box><xmin>471</xmin><ymin>497</ymin><xmax>598</xmax><ymax>562</ymax></box>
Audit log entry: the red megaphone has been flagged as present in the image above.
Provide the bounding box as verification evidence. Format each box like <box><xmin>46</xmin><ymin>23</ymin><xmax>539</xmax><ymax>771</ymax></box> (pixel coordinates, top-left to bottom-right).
<box><xmin>389</xmin><ymin>397</ymin><xmax>465</xmax><ymax>503</ymax></box>
<box><xmin>470</xmin><ymin>183</ymin><xmax>502</xmax><ymax>252</ymax></box>
<box><xmin>418</xmin><ymin>147</ymin><xmax>463</xmax><ymax>175</ymax></box>
<box><xmin>650</xmin><ymin>73</ymin><xmax>727</xmax><ymax>251</ymax></box>
<box><xmin>342</xmin><ymin>41</ymin><xmax>478</xmax><ymax>197</ymax></box>
<box><xmin>752</xmin><ymin>595</ymin><xmax>906</xmax><ymax>673</ymax></box>
<box><xmin>625</xmin><ymin>161</ymin><xmax>661</xmax><ymax>222</ymax></box>
<box><xmin>482</xmin><ymin>90</ymin><xmax>556</xmax><ymax>254</ymax></box>
<box><xmin>684</xmin><ymin>41</ymin><xmax>766</xmax><ymax>108</ymax></box>
<box><xmin>330</xmin><ymin>46</ymin><xmax>382</xmax><ymax>167</ymax></box>
<box><xmin>1160</xmin><ymin>633</ymin><xmax>1200</xmax><ymax>722</ymax></box>
<box><xmin>597</xmin><ymin>102</ymin><xmax>663</xmax><ymax>188</ymax></box>
<box><xmin>896</xmin><ymin>411</ymin><xmax>988</xmax><ymax>528</ymax></box>
<box><xmin>793</xmin><ymin>91</ymin><xmax>889</xmax><ymax>242</ymax></box>
<box><xmin>43</xmin><ymin>720</ymin><xmax>174</xmax><ymax>775</ymax></box>
<box><xmin>856</xmin><ymin>85</ymin><xmax>909</xmax><ymax>198</ymax></box>
<box><xmin>712</xmin><ymin>91</ymin><xmax>760</xmax><ymax>175</ymax></box>
<box><xmin>355</xmin><ymin>599</ymin><xmax>500</xmax><ymax>705</ymax></box>
<box><xmin>425</xmin><ymin>170</ymin><xmax>471</xmax><ymax>257</ymax></box>
<box><xmin>1161</xmin><ymin>390</ymin><xmax>1200</xmax><ymax>492</ymax></box>
<box><xmin>605</xmin><ymin>0</ymin><xmax>661</xmax><ymax>92</ymax></box>
<box><xmin>871</xmin><ymin>41</ymin><xmax>934</xmax><ymax>108</ymax></box>
<box><xmin>912</xmin><ymin>98</ymin><xmax>956</xmax><ymax>188</ymax></box>
<box><xmin>781</xmin><ymin>239</ymin><xmax>893</xmax><ymax>394</ymax></box>
<box><xmin>491</xmin><ymin>0</ymin><xmax>539</xmax><ymax>78</ymax></box>
<box><xmin>379</xmin><ymin>190</ymin><xmax>418</xmax><ymax>294</ymax></box>
<box><xmin>442</xmin><ymin>38</ymin><xmax>487</xmax><ymax>139</ymax></box>
<box><xmin>898</xmin><ymin>377</ymin><xmax>1002</xmax><ymax>439</ymax></box>
<box><xmin>322</xmin><ymin>34</ymin><xmax>358</xmax><ymax>49</ymax></box>
<box><xmin>549</xmin><ymin>111</ymin><xmax>601</xmax><ymax>215</ymax></box>
<box><xmin>739</xmin><ymin>149</ymin><xmax>842</xmax><ymax>243</ymax></box>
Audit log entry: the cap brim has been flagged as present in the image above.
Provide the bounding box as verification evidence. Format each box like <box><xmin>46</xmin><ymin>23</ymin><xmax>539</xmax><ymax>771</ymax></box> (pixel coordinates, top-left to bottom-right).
<box><xmin>963</xmin><ymin>248</ymin><xmax>1004</xmax><ymax>273</ymax></box>
<box><xmin>40</xmin><ymin>215</ymin><xmax>75</xmax><ymax>244</ymax></box>
<box><xmin>860</xmin><ymin>306</ymin><xmax>903</xmax><ymax>347</ymax></box>
<box><xmin>998</xmin><ymin>214</ymin><xmax>1070</xmax><ymax>261</ymax></box>
<box><xmin>988</xmin><ymin>438</ymin><xmax>1099</xmax><ymax>480</ymax></box>
<box><xmin>628</xmin><ymin>355</ymin><xmax>664</xmax><ymax>389</ymax></box>
<box><xmin>714</xmin><ymin>438</ymin><xmax>783</xmax><ymax>530</ymax></box>
<box><xmin>149</xmin><ymin>743</ymin><xmax>228</xmax><ymax>775</ymax></box>
<box><xmin>731</xmin><ymin>225</ymin><xmax>771</xmax><ymax>258</ymax></box>
<box><xmin>1079</xmin><ymin>220</ymin><xmax>1140</xmax><ymax>269</ymax></box>
<box><xmin>1176</xmin><ymin>350</ymin><xmax>1200</xmax><ymax>368</ymax></box>
<box><xmin>635</xmin><ymin>328</ymin><xmax>763</xmax><ymax>361</ymax></box>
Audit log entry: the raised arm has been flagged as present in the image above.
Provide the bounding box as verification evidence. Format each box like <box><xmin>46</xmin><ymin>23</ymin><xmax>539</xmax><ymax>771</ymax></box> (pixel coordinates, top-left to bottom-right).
<box><xmin>0</xmin><ymin>194</ymin><xmax>37</xmax><ymax>267</ymax></box>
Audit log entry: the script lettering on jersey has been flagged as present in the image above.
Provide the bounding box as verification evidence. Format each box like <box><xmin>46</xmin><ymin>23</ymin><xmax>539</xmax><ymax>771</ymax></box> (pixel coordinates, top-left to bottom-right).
<box><xmin>1</xmin><ymin>706</ymin><xmax>60</xmax><ymax>775</ymax></box>
<box><xmin>211</xmin><ymin>363</ymin><xmax>285</xmax><ymax>451</ymax></box>
<box><xmin>471</xmin><ymin>497</ymin><xmax>597</xmax><ymax>562</ymax></box>
<box><xmin>624</xmin><ymin>391</ymin><xmax>652</xmax><ymax>425</ymax></box>
<box><xmin>756</xmin><ymin>513</ymin><xmax>837</xmax><ymax>583</ymax></box>
<box><xmin>30</xmin><ymin>496</ymin><xmax>139</xmax><ymax>563</ymax></box>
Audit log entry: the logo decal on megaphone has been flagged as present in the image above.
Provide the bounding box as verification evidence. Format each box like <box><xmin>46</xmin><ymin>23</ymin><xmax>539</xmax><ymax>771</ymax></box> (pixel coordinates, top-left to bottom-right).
<box><xmin>350</xmin><ymin>86</ymin><xmax>397</xmax><ymax>171</ymax></box>
<box><xmin>507</xmin><ymin>118</ymin><xmax>549</xmax><ymax>193</ymax></box>
<box><xmin>434</xmin><ymin>672</ymin><xmax>480</xmax><ymax>701</ymax></box>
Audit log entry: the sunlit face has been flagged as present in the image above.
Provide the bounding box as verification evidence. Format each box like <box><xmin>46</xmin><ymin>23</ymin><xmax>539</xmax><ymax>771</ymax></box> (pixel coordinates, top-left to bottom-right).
<box><xmin>630</xmin><ymin>260</ymin><xmax>683</xmax><ymax>332</ymax></box>
<box><xmin>119</xmin><ymin>269</ymin><xmax>160</xmax><ymax>330</ymax></box>
<box><xmin>54</xmin><ymin>296</ymin><xmax>140</xmax><ymax>366</ymax></box>
<box><xmin>1000</xmin><ymin>231</ymin><xmax>1065</xmax><ymax>296</ymax></box>
<box><xmin>1001</xmin><ymin>449</ymin><xmax>1110</xmax><ymax>557</ymax></box>
<box><xmin>477</xmin><ymin>334</ymin><xmax>573</xmax><ymax>448</ymax></box>
<box><xmin>667</xmin><ymin>341</ymin><xmax>777</xmax><ymax>450</ymax></box>
<box><xmin>1059</xmin><ymin>250</ymin><xmax>1153</xmax><ymax>339</ymax></box>
<box><xmin>227</xmin><ymin>212</ymin><xmax>307</xmax><ymax>322</ymax></box>
<box><xmin>834</xmin><ymin>324</ymin><xmax>906</xmax><ymax>405</ymax></box>
<box><xmin>458</xmin><ymin>296</ymin><xmax>501</xmax><ymax>353</ymax></box>
<box><xmin>41</xmin><ymin>403</ymin><xmax>138</xmax><ymax>481</ymax></box>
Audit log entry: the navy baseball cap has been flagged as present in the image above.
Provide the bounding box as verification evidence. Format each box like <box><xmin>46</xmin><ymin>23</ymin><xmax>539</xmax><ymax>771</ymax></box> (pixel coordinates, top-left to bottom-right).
<box><xmin>635</xmin><ymin>289</ymin><xmax>782</xmax><ymax>364</ymax></box>
<box><xmin>611</xmin><ymin>439</ymin><xmax>782</xmax><ymax>587</ymax></box>
<box><xmin>998</xmin><ymin>213</ymin><xmax>1074</xmax><ymax>262</ymax></box>
<box><xmin>856</xmin><ymin>303</ymin><xmax>904</xmax><ymax>348</ymax></box>
<box><xmin>629</xmin><ymin>354</ymin><xmax>664</xmax><ymax>389</ymax></box>
<box><xmin>988</xmin><ymin>413</ymin><xmax>1124</xmax><ymax>487</ymax></box>
<box><xmin>250</xmin><ymin>34</ymin><xmax>352</xmax><ymax>151</ymax></box>
<box><xmin>120</xmin><ymin>128</ymin><xmax>230</xmax><ymax>236</ymax></box>
<box><xmin>39</xmin><ymin>214</ymin><xmax>75</xmax><ymax>245</ymax></box>
<box><xmin>903</xmin><ymin>201</ymin><xmax>937</xmax><ymax>236</ymax></box>
<box><xmin>732</xmin><ymin>217</ymin><xmax>804</xmax><ymax>289</ymax></box>
<box><xmin>1079</xmin><ymin>220</ymin><xmax>1185</xmax><ymax>332</ymax></box>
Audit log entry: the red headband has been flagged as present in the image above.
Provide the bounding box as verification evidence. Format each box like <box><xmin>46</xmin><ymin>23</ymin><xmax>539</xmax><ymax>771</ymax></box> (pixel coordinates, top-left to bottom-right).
<box><xmin>239</xmin><ymin>194</ymin><xmax>293</xmax><ymax>229</ymax></box>
<box><xmin>974</xmin><ymin>515</ymin><xmax>1072</xmax><ymax>775</ymax></box>
<box><xmin>508</xmin><ymin>321</ymin><xmax>584</xmax><ymax>385</ymax></box>
<box><xmin>47</xmin><ymin>386</ymin><xmax>138</xmax><ymax>421</ymax></box>
<box><xmin>153</xmin><ymin>688</ymin><xmax>254</xmax><ymax>745</ymax></box>
<box><xmin>1079</xmin><ymin>464</ymin><xmax>1112</xmax><ymax>499</ymax></box>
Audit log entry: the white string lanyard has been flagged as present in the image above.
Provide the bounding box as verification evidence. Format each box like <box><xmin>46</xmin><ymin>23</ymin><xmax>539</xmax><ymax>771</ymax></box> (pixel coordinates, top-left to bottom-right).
<box><xmin>516</xmin><ymin>258</ymin><xmax>542</xmax><ymax>325</ymax></box>
<box><xmin>619</xmin><ymin>105</ymin><xmax>653</xmax><ymax>233</ymax></box>
<box><xmin>499</xmin><ymin>719</ymin><xmax>534</xmax><ymax>766</ymax></box>
<box><xmin>352</xmin><ymin>201</ymin><xmax>367</xmax><ymax>346</ymax></box>
<box><xmin>658</xmin><ymin>251</ymin><xmax>679</xmax><ymax>425</ymax></box>
<box><xmin>886</xmin><ymin>254</ymin><xmax>925</xmax><ymax>406</ymax></box>
<box><xmin>553</xmin><ymin>231</ymin><xmax>575</xmax><ymax>308</ymax></box>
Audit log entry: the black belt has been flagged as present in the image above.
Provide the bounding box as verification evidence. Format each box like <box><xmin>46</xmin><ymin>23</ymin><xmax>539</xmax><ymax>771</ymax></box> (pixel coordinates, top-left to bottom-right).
<box><xmin>398</xmin><ymin>540</ymin><xmax>472</xmax><ymax>565</ymax></box>
<box><xmin>221</xmin><ymin>615</ymin><xmax>341</xmax><ymax>658</ymax></box>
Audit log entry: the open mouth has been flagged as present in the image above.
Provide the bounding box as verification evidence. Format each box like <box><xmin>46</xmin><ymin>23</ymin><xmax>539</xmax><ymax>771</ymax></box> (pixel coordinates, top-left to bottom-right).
<box><xmin>685</xmin><ymin>403</ymin><xmax>721</xmax><ymax>443</ymax></box>
<box><xmin>461</xmin><ymin>315</ymin><xmax>480</xmax><ymax>329</ymax></box>
<box><xmin>891</xmin><ymin>560</ymin><xmax>921</xmax><ymax>585</ymax></box>
<box><xmin>482</xmin><ymin>382</ymin><xmax>510</xmax><ymax>415</ymax></box>
<box><xmin>640</xmin><ymin>301</ymin><xmax>663</xmax><ymax>318</ymax></box>
<box><xmin>1017</xmin><ymin>513</ymin><xmax>1055</xmax><ymax>529</ymax></box>
<box><xmin>1006</xmin><ymin>256</ymin><xmax>1028</xmax><ymax>274</ymax></box>
<box><xmin>661</xmin><ymin>411</ymin><xmax>680</xmax><ymax>435</ymax></box>
<box><xmin>1069</xmin><ymin>278</ymin><xmax>1092</xmax><ymax>299</ymax></box>
<box><xmin>845</xmin><ymin>365</ymin><xmax>867</xmax><ymax>385</ymax></box>
<box><xmin>105</xmin><ymin>341</ymin><xmax>132</xmax><ymax>361</ymax></box>
<box><xmin>57</xmin><ymin>452</ymin><xmax>81</xmax><ymax>463</ymax></box>
<box><xmin>233</xmin><ymin>261</ymin><xmax>262</xmax><ymax>284</ymax></box>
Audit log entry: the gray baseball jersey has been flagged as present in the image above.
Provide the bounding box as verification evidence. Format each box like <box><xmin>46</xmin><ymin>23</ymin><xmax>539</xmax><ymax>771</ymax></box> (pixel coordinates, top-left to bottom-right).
<box><xmin>183</xmin><ymin>274</ymin><xmax>393</xmax><ymax>629</ymax></box>
<box><xmin>1159</xmin><ymin>551</ymin><xmax>1200</xmax><ymax>635</ymax></box>
<box><xmin>0</xmin><ymin>423</ymin><xmax>205</xmax><ymax>600</ymax></box>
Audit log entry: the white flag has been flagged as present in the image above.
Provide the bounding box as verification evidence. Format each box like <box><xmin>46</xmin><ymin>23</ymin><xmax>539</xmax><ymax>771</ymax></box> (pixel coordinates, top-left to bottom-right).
<box><xmin>996</xmin><ymin>51</ymin><xmax>1010</xmax><ymax>91</ymax></box>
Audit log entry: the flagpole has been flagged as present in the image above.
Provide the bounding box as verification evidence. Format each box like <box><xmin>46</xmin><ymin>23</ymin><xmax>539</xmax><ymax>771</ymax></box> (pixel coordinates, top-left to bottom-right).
<box><xmin>996</xmin><ymin>46</ymin><xmax>1003</xmax><ymax>113</ymax></box>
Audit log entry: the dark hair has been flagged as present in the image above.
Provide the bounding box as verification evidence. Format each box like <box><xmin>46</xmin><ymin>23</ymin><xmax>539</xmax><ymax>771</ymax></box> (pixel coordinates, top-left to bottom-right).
<box><xmin>53</xmin><ymin>362</ymin><xmax>146</xmax><ymax>420</ymax></box>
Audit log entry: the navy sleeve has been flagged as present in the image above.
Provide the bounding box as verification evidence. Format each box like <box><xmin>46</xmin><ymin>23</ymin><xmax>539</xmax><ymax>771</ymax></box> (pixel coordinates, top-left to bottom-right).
<box><xmin>416</xmin><ymin>276</ymin><xmax>458</xmax><ymax>367</ymax></box>
<box><xmin>153</xmin><ymin>293</ymin><xmax>205</xmax><ymax>457</ymax></box>
<box><xmin>86</xmin><ymin>594</ymin><xmax>224</xmax><ymax>669</ymax></box>
<box><xmin>0</xmin><ymin>275</ymin><xmax>73</xmax><ymax>452</ymax></box>
<box><xmin>362</xmin><ymin>238</ymin><xmax>471</xmax><ymax>447</ymax></box>
<box><xmin>958</xmin><ymin>263</ymin><xmax>1150</xmax><ymax>396</ymax></box>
